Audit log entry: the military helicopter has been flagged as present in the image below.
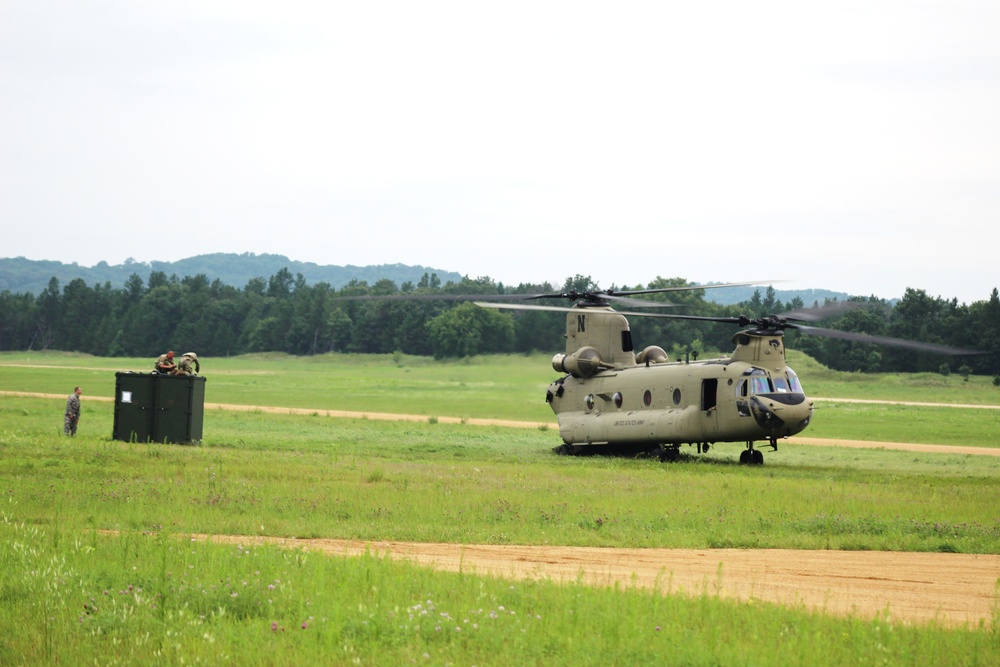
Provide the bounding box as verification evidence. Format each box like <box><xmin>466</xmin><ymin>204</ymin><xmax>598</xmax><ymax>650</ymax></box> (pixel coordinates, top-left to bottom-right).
<box><xmin>338</xmin><ymin>282</ymin><xmax>977</xmax><ymax>464</ymax></box>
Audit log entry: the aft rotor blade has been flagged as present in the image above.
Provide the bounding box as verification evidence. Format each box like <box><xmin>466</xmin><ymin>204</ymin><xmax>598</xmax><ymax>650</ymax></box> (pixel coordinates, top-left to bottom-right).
<box><xmin>792</xmin><ymin>324</ymin><xmax>982</xmax><ymax>355</ymax></box>
<box><xmin>779</xmin><ymin>301</ymin><xmax>865</xmax><ymax>322</ymax></box>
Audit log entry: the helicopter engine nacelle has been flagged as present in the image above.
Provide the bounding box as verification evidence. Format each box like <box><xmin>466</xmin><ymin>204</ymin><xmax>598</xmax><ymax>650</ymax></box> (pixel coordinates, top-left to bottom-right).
<box><xmin>635</xmin><ymin>345</ymin><xmax>668</xmax><ymax>365</ymax></box>
<box><xmin>552</xmin><ymin>346</ymin><xmax>605</xmax><ymax>378</ymax></box>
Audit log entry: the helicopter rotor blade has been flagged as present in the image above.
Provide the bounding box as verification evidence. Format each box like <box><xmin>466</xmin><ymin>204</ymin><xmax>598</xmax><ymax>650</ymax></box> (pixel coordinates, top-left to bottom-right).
<box><xmin>778</xmin><ymin>301</ymin><xmax>864</xmax><ymax>322</ymax></box>
<box><xmin>789</xmin><ymin>324</ymin><xmax>982</xmax><ymax>355</ymax></box>
<box><xmin>608</xmin><ymin>280</ymin><xmax>783</xmax><ymax>299</ymax></box>
<box><xmin>334</xmin><ymin>280</ymin><xmax>780</xmax><ymax>307</ymax></box>
<box><xmin>332</xmin><ymin>293</ymin><xmax>544</xmax><ymax>303</ymax></box>
<box><xmin>601</xmin><ymin>294</ymin><xmax>682</xmax><ymax>309</ymax></box>
<box><xmin>474</xmin><ymin>301</ymin><xmax>584</xmax><ymax>314</ymax></box>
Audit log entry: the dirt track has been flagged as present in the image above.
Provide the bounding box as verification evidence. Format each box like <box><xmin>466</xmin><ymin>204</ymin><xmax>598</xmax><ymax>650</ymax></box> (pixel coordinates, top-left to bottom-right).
<box><xmin>10</xmin><ymin>390</ymin><xmax>1000</xmax><ymax>625</ymax></box>
<box><xmin>191</xmin><ymin>534</ymin><xmax>999</xmax><ymax>627</ymax></box>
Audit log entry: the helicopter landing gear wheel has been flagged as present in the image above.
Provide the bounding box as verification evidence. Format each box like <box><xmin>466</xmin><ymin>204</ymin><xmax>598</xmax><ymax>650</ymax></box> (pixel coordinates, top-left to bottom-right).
<box><xmin>652</xmin><ymin>445</ymin><xmax>680</xmax><ymax>462</ymax></box>
<box><xmin>740</xmin><ymin>446</ymin><xmax>764</xmax><ymax>466</ymax></box>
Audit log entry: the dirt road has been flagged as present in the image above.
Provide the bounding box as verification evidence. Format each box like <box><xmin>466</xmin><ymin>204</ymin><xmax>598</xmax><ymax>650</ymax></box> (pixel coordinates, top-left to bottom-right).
<box><xmin>190</xmin><ymin>533</ymin><xmax>999</xmax><ymax>627</ymax></box>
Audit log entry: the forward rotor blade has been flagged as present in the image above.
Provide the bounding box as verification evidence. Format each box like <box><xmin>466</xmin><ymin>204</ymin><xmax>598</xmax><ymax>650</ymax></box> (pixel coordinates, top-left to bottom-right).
<box><xmin>333</xmin><ymin>293</ymin><xmax>548</xmax><ymax>303</ymax></box>
<box><xmin>617</xmin><ymin>312</ymin><xmax>744</xmax><ymax>324</ymax></box>
<box><xmin>474</xmin><ymin>301</ymin><xmax>584</xmax><ymax>314</ymax></box>
<box><xmin>602</xmin><ymin>294</ymin><xmax>681</xmax><ymax>309</ymax></box>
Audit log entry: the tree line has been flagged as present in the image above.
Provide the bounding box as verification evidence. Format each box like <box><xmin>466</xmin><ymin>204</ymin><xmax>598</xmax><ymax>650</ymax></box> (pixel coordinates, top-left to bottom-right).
<box><xmin>1</xmin><ymin>268</ymin><xmax>998</xmax><ymax>376</ymax></box>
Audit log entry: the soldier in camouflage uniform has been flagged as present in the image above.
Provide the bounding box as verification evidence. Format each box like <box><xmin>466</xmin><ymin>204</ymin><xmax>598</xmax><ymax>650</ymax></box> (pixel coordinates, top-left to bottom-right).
<box><xmin>155</xmin><ymin>351</ymin><xmax>176</xmax><ymax>373</ymax></box>
<box><xmin>64</xmin><ymin>386</ymin><xmax>81</xmax><ymax>436</ymax></box>
<box><xmin>175</xmin><ymin>352</ymin><xmax>200</xmax><ymax>376</ymax></box>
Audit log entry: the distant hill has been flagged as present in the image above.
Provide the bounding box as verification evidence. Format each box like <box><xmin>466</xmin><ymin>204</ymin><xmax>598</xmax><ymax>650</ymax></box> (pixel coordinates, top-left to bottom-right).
<box><xmin>701</xmin><ymin>285</ymin><xmax>853</xmax><ymax>307</ymax></box>
<box><xmin>0</xmin><ymin>254</ymin><xmax>464</xmax><ymax>294</ymax></box>
<box><xmin>1</xmin><ymin>255</ymin><xmax>858</xmax><ymax>306</ymax></box>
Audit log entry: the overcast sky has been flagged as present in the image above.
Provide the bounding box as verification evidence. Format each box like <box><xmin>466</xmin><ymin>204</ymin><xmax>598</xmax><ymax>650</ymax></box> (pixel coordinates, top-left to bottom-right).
<box><xmin>2</xmin><ymin>1</ymin><xmax>998</xmax><ymax>304</ymax></box>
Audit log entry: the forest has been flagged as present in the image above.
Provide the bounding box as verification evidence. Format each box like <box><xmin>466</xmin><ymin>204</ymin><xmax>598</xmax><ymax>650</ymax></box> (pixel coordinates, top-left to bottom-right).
<box><xmin>1</xmin><ymin>268</ymin><xmax>998</xmax><ymax>376</ymax></box>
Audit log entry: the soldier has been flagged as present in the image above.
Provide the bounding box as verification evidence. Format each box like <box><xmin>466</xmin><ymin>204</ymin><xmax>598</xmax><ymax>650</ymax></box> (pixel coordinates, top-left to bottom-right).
<box><xmin>64</xmin><ymin>386</ymin><xmax>81</xmax><ymax>436</ymax></box>
<box><xmin>175</xmin><ymin>352</ymin><xmax>200</xmax><ymax>375</ymax></box>
<box><xmin>155</xmin><ymin>351</ymin><xmax>176</xmax><ymax>373</ymax></box>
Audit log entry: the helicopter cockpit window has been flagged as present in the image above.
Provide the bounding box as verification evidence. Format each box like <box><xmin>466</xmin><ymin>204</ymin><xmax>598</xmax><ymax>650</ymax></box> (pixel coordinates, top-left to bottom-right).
<box><xmin>786</xmin><ymin>367</ymin><xmax>803</xmax><ymax>393</ymax></box>
<box><xmin>772</xmin><ymin>375</ymin><xmax>790</xmax><ymax>392</ymax></box>
<box><xmin>748</xmin><ymin>370</ymin><xmax>772</xmax><ymax>395</ymax></box>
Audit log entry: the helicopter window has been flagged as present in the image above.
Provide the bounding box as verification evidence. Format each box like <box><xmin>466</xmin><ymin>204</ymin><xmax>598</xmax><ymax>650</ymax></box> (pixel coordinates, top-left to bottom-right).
<box><xmin>701</xmin><ymin>379</ymin><xmax>718</xmax><ymax>411</ymax></box>
<box><xmin>672</xmin><ymin>388</ymin><xmax>682</xmax><ymax>405</ymax></box>
<box><xmin>749</xmin><ymin>376</ymin><xmax>772</xmax><ymax>395</ymax></box>
<box><xmin>585</xmin><ymin>394</ymin><xmax>595</xmax><ymax>411</ymax></box>
<box><xmin>613</xmin><ymin>392</ymin><xmax>623</xmax><ymax>409</ymax></box>
<box><xmin>621</xmin><ymin>330</ymin><xmax>634</xmax><ymax>352</ymax></box>
<box><xmin>786</xmin><ymin>367</ymin><xmax>804</xmax><ymax>393</ymax></box>
<box><xmin>735</xmin><ymin>379</ymin><xmax>748</xmax><ymax>397</ymax></box>
<box><xmin>772</xmin><ymin>376</ymin><xmax>790</xmax><ymax>393</ymax></box>
<box><xmin>643</xmin><ymin>390</ymin><xmax>652</xmax><ymax>407</ymax></box>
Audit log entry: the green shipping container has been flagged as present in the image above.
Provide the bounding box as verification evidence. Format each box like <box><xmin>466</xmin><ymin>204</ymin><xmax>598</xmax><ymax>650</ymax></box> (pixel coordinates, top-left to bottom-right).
<box><xmin>112</xmin><ymin>372</ymin><xmax>206</xmax><ymax>444</ymax></box>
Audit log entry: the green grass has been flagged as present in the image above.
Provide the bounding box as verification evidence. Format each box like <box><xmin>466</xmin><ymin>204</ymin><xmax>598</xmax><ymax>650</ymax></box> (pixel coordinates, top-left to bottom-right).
<box><xmin>0</xmin><ymin>351</ymin><xmax>557</xmax><ymax>422</ymax></box>
<box><xmin>4</xmin><ymin>520</ymin><xmax>993</xmax><ymax>666</ymax></box>
<box><xmin>3</xmin><ymin>398</ymin><xmax>999</xmax><ymax>552</ymax></box>
<box><xmin>1</xmin><ymin>351</ymin><xmax>1000</xmax><ymax>664</ymax></box>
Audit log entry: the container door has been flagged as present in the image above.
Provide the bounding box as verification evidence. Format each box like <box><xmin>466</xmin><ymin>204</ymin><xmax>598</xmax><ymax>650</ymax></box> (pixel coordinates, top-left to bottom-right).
<box><xmin>152</xmin><ymin>376</ymin><xmax>194</xmax><ymax>443</ymax></box>
<box><xmin>113</xmin><ymin>373</ymin><xmax>155</xmax><ymax>442</ymax></box>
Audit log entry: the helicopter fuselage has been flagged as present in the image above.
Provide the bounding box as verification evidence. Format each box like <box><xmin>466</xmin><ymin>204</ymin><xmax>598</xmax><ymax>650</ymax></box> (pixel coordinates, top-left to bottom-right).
<box><xmin>546</xmin><ymin>355</ymin><xmax>813</xmax><ymax>450</ymax></box>
<box><xmin>543</xmin><ymin>307</ymin><xmax>814</xmax><ymax>460</ymax></box>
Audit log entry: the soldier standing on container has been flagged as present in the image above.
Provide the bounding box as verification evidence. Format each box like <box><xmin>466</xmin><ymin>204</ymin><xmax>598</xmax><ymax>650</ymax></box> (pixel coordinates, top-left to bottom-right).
<box><xmin>64</xmin><ymin>386</ymin><xmax>81</xmax><ymax>436</ymax></box>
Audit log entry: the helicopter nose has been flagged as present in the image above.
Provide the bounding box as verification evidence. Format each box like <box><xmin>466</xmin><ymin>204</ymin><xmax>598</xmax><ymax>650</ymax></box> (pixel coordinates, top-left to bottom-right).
<box><xmin>750</xmin><ymin>394</ymin><xmax>814</xmax><ymax>436</ymax></box>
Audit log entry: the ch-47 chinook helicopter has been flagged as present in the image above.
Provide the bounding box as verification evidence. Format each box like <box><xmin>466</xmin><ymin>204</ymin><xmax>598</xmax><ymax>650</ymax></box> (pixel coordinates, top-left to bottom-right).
<box><xmin>465</xmin><ymin>281</ymin><xmax>978</xmax><ymax>465</ymax></box>
<box><xmin>338</xmin><ymin>281</ymin><xmax>977</xmax><ymax>465</ymax></box>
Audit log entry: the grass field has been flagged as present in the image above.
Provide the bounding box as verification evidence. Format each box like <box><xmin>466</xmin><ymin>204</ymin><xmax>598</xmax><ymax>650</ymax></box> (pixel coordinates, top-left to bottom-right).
<box><xmin>1</xmin><ymin>351</ymin><xmax>999</xmax><ymax>664</ymax></box>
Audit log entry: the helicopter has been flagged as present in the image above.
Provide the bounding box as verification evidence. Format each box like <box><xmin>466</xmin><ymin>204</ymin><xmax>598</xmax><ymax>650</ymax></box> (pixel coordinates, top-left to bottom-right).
<box><xmin>338</xmin><ymin>282</ymin><xmax>978</xmax><ymax>464</ymax></box>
